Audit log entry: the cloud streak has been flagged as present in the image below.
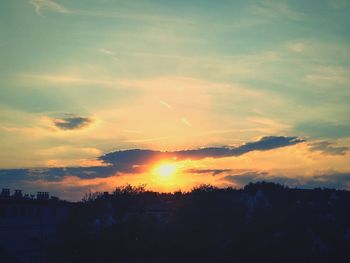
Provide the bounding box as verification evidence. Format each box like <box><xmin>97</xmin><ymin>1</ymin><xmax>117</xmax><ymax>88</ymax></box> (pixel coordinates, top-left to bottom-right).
<box><xmin>251</xmin><ymin>0</ymin><xmax>304</xmax><ymax>20</ymax></box>
<box><xmin>29</xmin><ymin>0</ymin><xmax>69</xmax><ymax>15</ymax></box>
<box><xmin>185</xmin><ymin>168</ymin><xmax>233</xmax><ymax>176</ymax></box>
<box><xmin>28</xmin><ymin>0</ymin><xmax>191</xmax><ymax>24</ymax></box>
<box><xmin>309</xmin><ymin>141</ymin><xmax>349</xmax><ymax>156</ymax></box>
<box><xmin>295</xmin><ymin>121</ymin><xmax>350</xmax><ymax>138</ymax></box>
<box><xmin>222</xmin><ymin>171</ymin><xmax>350</xmax><ymax>190</ymax></box>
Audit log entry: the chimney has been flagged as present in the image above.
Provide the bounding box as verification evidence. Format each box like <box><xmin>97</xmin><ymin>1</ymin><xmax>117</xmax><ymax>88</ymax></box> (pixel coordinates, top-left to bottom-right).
<box><xmin>1</xmin><ymin>188</ymin><xmax>10</xmax><ymax>197</ymax></box>
<box><xmin>14</xmin><ymin>189</ymin><xmax>23</xmax><ymax>198</ymax></box>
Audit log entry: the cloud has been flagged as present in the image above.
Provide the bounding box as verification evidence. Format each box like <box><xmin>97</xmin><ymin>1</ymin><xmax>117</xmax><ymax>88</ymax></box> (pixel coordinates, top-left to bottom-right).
<box><xmin>223</xmin><ymin>171</ymin><xmax>269</xmax><ymax>186</ymax></box>
<box><xmin>28</xmin><ymin>0</ymin><xmax>190</xmax><ymax>24</ymax></box>
<box><xmin>99</xmin><ymin>136</ymin><xmax>305</xmax><ymax>171</ymax></box>
<box><xmin>181</xmin><ymin>118</ymin><xmax>192</xmax><ymax>127</ymax></box>
<box><xmin>251</xmin><ymin>0</ymin><xmax>304</xmax><ymax>20</ymax></box>
<box><xmin>99</xmin><ymin>48</ymin><xmax>115</xmax><ymax>55</ymax></box>
<box><xmin>29</xmin><ymin>0</ymin><xmax>69</xmax><ymax>15</ymax></box>
<box><xmin>309</xmin><ymin>141</ymin><xmax>349</xmax><ymax>156</ymax></box>
<box><xmin>288</xmin><ymin>42</ymin><xmax>306</xmax><ymax>53</ymax></box>
<box><xmin>52</xmin><ymin>114</ymin><xmax>93</xmax><ymax>130</ymax></box>
<box><xmin>0</xmin><ymin>165</ymin><xmax>116</xmax><ymax>185</ymax></box>
<box><xmin>328</xmin><ymin>0</ymin><xmax>350</xmax><ymax>9</ymax></box>
<box><xmin>309</xmin><ymin>173</ymin><xmax>350</xmax><ymax>189</ymax></box>
<box><xmin>154</xmin><ymin>97</ymin><xmax>174</xmax><ymax>111</ymax></box>
<box><xmin>295</xmin><ymin>121</ymin><xmax>350</xmax><ymax>138</ymax></box>
<box><xmin>222</xmin><ymin>171</ymin><xmax>350</xmax><ymax>190</ymax></box>
<box><xmin>305</xmin><ymin>66</ymin><xmax>350</xmax><ymax>86</ymax></box>
<box><xmin>185</xmin><ymin>168</ymin><xmax>233</xmax><ymax>176</ymax></box>
<box><xmin>123</xmin><ymin>137</ymin><xmax>169</xmax><ymax>143</ymax></box>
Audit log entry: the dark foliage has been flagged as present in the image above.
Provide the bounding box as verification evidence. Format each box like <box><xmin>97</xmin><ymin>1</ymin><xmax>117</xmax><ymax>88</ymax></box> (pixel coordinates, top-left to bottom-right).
<box><xmin>50</xmin><ymin>182</ymin><xmax>350</xmax><ymax>263</ymax></box>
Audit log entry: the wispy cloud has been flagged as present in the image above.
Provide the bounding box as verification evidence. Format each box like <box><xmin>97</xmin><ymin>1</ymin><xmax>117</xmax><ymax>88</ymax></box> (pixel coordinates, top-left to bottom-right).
<box><xmin>123</xmin><ymin>130</ymin><xmax>143</xmax><ymax>134</ymax></box>
<box><xmin>28</xmin><ymin>0</ymin><xmax>191</xmax><ymax>24</ymax></box>
<box><xmin>251</xmin><ymin>0</ymin><xmax>304</xmax><ymax>20</ymax></box>
<box><xmin>295</xmin><ymin>121</ymin><xmax>350</xmax><ymax>138</ymax></box>
<box><xmin>153</xmin><ymin>96</ymin><xmax>193</xmax><ymax>128</ymax></box>
<box><xmin>181</xmin><ymin>118</ymin><xmax>192</xmax><ymax>127</ymax></box>
<box><xmin>288</xmin><ymin>42</ymin><xmax>306</xmax><ymax>53</ymax></box>
<box><xmin>74</xmin><ymin>9</ymin><xmax>192</xmax><ymax>24</ymax></box>
<box><xmin>99</xmin><ymin>48</ymin><xmax>115</xmax><ymax>55</ymax></box>
<box><xmin>328</xmin><ymin>0</ymin><xmax>350</xmax><ymax>9</ymax></box>
<box><xmin>29</xmin><ymin>0</ymin><xmax>69</xmax><ymax>16</ymax></box>
<box><xmin>20</xmin><ymin>73</ymin><xmax>122</xmax><ymax>87</ymax></box>
<box><xmin>123</xmin><ymin>137</ymin><xmax>169</xmax><ymax>143</ymax></box>
<box><xmin>309</xmin><ymin>141</ymin><xmax>349</xmax><ymax>156</ymax></box>
<box><xmin>154</xmin><ymin>96</ymin><xmax>174</xmax><ymax>111</ymax></box>
<box><xmin>305</xmin><ymin>66</ymin><xmax>350</xmax><ymax>86</ymax></box>
<box><xmin>185</xmin><ymin>168</ymin><xmax>233</xmax><ymax>176</ymax></box>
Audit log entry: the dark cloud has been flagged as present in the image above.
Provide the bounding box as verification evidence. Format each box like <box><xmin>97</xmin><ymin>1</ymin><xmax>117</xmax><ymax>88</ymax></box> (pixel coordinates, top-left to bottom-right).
<box><xmin>309</xmin><ymin>141</ymin><xmax>349</xmax><ymax>156</ymax></box>
<box><xmin>305</xmin><ymin>173</ymin><xmax>350</xmax><ymax>190</ymax></box>
<box><xmin>0</xmin><ymin>168</ymin><xmax>104</xmax><ymax>201</ymax></box>
<box><xmin>0</xmin><ymin>165</ymin><xmax>116</xmax><ymax>185</ymax></box>
<box><xmin>53</xmin><ymin>114</ymin><xmax>93</xmax><ymax>130</ymax></box>
<box><xmin>185</xmin><ymin>168</ymin><xmax>233</xmax><ymax>176</ymax></box>
<box><xmin>223</xmin><ymin>171</ymin><xmax>268</xmax><ymax>186</ymax></box>
<box><xmin>222</xmin><ymin>171</ymin><xmax>350</xmax><ymax>190</ymax></box>
<box><xmin>100</xmin><ymin>136</ymin><xmax>305</xmax><ymax>171</ymax></box>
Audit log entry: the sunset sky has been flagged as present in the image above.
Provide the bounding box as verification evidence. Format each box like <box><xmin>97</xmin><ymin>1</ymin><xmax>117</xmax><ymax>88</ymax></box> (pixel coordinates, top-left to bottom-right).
<box><xmin>1</xmin><ymin>0</ymin><xmax>350</xmax><ymax>200</ymax></box>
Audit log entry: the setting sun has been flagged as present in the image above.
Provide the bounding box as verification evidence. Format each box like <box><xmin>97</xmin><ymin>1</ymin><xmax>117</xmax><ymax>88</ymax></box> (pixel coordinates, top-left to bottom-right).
<box><xmin>153</xmin><ymin>163</ymin><xmax>177</xmax><ymax>178</ymax></box>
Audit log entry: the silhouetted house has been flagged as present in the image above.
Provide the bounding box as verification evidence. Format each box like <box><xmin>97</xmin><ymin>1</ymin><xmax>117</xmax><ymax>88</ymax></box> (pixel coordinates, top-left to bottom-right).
<box><xmin>0</xmin><ymin>189</ymin><xmax>73</xmax><ymax>262</ymax></box>
<box><xmin>36</xmin><ymin>191</ymin><xmax>49</xmax><ymax>200</ymax></box>
<box><xmin>14</xmin><ymin>189</ymin><xmax>23</xmax><ymax>198</ymax></box>
<box><xmin>1</xmin><ymin>188</ymin><xmax>10</xmax><ymax>197</ymax></box>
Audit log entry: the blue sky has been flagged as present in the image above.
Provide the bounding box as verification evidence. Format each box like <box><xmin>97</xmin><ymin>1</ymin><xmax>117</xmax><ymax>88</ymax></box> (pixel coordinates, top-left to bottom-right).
<box><xmin>0</xmin><ymin>0</ymin><xmax>350</xmax><ymax>200</ymax></box>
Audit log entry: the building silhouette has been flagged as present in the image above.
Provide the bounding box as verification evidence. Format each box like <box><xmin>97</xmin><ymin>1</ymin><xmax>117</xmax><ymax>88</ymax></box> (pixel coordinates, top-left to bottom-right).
<box><xmin>0</xmin><ymin>188</ymin><xmax>72</xmax><ymax>262</ymax></box>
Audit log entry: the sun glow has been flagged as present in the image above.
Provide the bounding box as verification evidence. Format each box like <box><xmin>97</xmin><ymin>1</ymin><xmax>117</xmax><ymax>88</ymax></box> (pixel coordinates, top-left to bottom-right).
<box><xmin>153</xmin><ymin>162</ymin><xmax>177</xmax><ymax>178</ymax></box>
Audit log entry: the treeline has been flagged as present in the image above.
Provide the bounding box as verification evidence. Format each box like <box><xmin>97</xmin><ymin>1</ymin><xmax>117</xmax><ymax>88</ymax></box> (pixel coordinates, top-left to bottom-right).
<box><xmin>50</xmin><ymin>182</ymin><xmax>350</xmax><ymax>263</ymax></box>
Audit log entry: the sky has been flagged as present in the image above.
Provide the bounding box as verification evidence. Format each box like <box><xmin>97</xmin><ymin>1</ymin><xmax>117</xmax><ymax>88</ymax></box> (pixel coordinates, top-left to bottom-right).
<box><xmin>0</xmin><ymin>0</ymin><xmax>350</xmax><ymax>200</ymax></box>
